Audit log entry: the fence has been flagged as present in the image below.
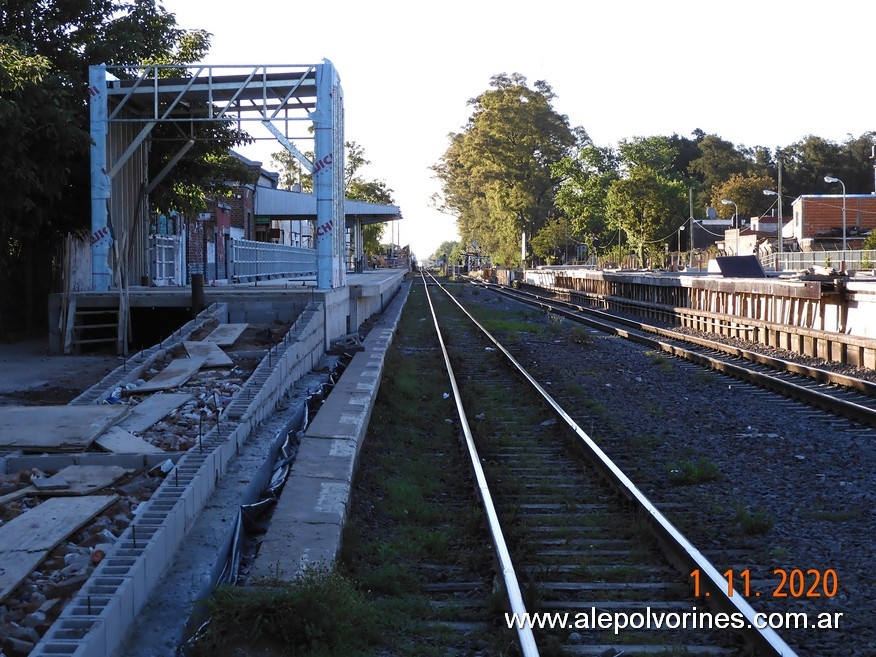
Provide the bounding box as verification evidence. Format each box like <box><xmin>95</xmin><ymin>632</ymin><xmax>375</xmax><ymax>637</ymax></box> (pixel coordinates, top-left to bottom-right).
<box><xmin>761</xmin><ymin>249</ymin><xmax>876</xmax><ymax>272</ymax></box>
<box><xmin>226</xmin><ymin>238</ymin><xmax>317</xmax><ymax>282</ymax></box>
<box><xmin>148</xmin><ymin>235</ymin><xmax>184</xmax><ymax>286</ymax></box>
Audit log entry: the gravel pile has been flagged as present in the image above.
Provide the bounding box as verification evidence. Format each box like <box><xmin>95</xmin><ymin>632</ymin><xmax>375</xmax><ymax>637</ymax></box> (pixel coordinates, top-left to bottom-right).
<box><xmin>461</xmin><ymin>284</ymin><xmax>875</xmax><ymax>657</ymax></box>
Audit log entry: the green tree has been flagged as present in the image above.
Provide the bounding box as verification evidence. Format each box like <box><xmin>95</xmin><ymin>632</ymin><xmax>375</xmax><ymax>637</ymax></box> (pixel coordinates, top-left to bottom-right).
<box><xmin>688</xmin><ymin>134</ymin><xmax>752</xmax><ymax>209</ymax></box>
<box><xmin>711</xmin><ymin>174</ymin><xmax>777</xmax><ymax>223</ymax></box>
<box><xmin>530</xmin><ymin>215</ymin><xmax>578</xmax><ymax>263</ymax></box>
<box><xmin>0</xmin><ymin>1</ymin><xmax>236</xmax><ymax>334</ymax></box>
<box><xmin>430</xmin><ymin>240</ymin><xmax>460</xmax><ymax>267</ymax></box>
<box><xmin>552</xmin><ymin>143</ymin><xmax>620</xmax><ymax>255</ymax></box>
<box><xmin>434</xmin><ymin>73</ymin><xmax>579</xmax><ymax>266</ymax></box>
<box><xmin>606</xmin><ymin>167</ymin><xmax>687</xmax><ymax>266</ymax></box>
<box><xmin>783</xmin><ymin>132</ymin><xmax>876</xmax><ymax>197</ymax></box>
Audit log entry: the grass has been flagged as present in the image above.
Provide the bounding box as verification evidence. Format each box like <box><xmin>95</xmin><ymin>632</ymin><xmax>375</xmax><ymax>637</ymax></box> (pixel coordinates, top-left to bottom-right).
<box><xmin>802</xmin><ymin>504</ymin><xmax>865</xmax><ymax>522</ymax></box>
<box><xmin>736</xmin><ymin>506</ymin><xmax>775</xmax><ymax>535</ymax></box>
<box><xmin>645</xmin><ymin>350</ymin><xmax>674</xmax><ymax>371</ymax></box>
<box><xmin>668</xmin><ymin>457</ymin><xmax>721</xmax><ymax>485</ymax></box>
<box><xmin>192</xmin><ymin>567</ymin><xmax>381</xmax><ymax>657</ymax></box>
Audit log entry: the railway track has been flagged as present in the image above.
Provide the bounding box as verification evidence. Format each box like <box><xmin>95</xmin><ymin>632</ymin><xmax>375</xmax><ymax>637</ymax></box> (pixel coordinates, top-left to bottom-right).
<box><xmin>476</xmin><ymin>281</ymin><xmax>876</xmax><ymax>429</ymax></box>
<box><xmin>417</xmin><ymin>272</ymin><xmax>795</xmax><ymax>656</ymax></box>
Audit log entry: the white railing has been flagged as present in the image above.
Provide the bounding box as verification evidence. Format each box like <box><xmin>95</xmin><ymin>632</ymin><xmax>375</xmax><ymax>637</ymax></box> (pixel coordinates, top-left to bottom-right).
<box><xmin>227</xmin><ymin>238</ymin><xmax>317</xmax><ymax>282</ymax></box>
<box><xmin>148</xmin><ymin>234</ymin><xmax>184</xmax><ymax>286</ymax></box>
<box><xmin>761</xmin><ymin>249</ymin><xmax>876</xmax><ymax>272</ymax></box>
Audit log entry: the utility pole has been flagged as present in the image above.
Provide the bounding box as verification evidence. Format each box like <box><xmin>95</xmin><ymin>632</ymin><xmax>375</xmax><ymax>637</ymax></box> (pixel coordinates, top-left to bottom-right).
<box><xmin>777</xmin><ymin>158</ymin><xmax>783</xmax><ymax>270</ymax></box>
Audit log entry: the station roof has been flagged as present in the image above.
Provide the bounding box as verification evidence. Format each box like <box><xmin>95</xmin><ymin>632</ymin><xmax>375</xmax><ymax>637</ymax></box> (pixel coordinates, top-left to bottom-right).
<box><xmin>254</xmin><ymin>186</ymin><xmax>401</xmax><ymax>226</ymax></box>
<box><xmin>104</xmin><ymin>65</ymin><xmax>318</xmax><ymax>124</ymax></box>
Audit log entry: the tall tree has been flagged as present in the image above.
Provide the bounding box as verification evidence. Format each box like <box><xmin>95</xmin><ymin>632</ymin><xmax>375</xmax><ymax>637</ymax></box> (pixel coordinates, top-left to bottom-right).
<box><xmin>434</xmin><ymin>73</ymin><xmax>580</xmax><ymax>266</ymax></box>
<box><xmin>711</xmin><ymin>174</ymin><xmax>777</xmax><ymax>223</ymax></box>
<box><xmin>688</xmin><ymin>134</ymin><xmax>752</xmax><ymax>209</ymax></box>
<box><xmin>552</xmin><ymin>142</ymin><xmax>620</xmax><ymax>255</ymax></box>
<box><xmin>0</xmin><ymin>0</ymin><xmax>232</xmax><ymax>334</ymax></box>
<box><xmin>606</xmin><ymin>166</ymin><xmax>687</xmax><ymax>265</ymax></box>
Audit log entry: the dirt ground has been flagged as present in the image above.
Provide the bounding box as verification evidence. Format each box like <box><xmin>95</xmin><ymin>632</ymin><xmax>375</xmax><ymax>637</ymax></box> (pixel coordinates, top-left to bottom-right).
<box><xmin>0</xmin><ymin>338</ymin><xmax>118</xmax><ymax>405</ymax></box>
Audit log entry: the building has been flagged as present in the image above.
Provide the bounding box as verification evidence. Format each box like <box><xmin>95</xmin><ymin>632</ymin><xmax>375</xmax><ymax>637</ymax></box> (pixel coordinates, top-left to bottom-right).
<box><xmin>790</xmin><ymin>194</ymin><xmax>876</xmax><ymax>251</ymax></box>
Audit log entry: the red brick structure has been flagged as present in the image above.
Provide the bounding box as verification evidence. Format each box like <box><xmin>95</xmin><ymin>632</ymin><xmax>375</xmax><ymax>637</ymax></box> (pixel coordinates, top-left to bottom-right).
<box><xmin>790</xmin><ymin>194</ymin><xmax>876</xmax><ymax>250</ymax></box>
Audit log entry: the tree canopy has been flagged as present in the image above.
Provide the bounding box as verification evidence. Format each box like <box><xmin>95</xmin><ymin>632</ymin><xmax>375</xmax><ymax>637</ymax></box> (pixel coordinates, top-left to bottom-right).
<box><xmin>0</xmin><ymin>0</ymin><xmax>243</xmax><ymax>334</ymax></box>
<box><xmin>433</xmin><ymin>73</ymin><xmax>581</xmax><ymax>266</ymax></box>
<box><xmin>271</xmin><ymin>140</ymin><xmax>395</xmax><ymax>256</ymax></box>
<box><xmin>433</xmin><ymin>74</ymin><xmax>875</xmax><ymax>268</ymax></box>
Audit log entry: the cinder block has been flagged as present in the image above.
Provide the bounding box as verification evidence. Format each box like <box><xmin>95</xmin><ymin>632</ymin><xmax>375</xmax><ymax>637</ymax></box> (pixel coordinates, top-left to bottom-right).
<box><xmin>91</xmin><ymin>556</ymin><xmax>147</xmax><ymax>609</ymax></box>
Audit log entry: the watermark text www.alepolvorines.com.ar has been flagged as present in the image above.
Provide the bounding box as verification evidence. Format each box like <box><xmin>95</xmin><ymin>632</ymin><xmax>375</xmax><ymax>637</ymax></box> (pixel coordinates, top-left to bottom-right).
<box><xmin>505</xmin><ymin>606</ymin><xmax>845</xmax><ymax>634</ymax></box>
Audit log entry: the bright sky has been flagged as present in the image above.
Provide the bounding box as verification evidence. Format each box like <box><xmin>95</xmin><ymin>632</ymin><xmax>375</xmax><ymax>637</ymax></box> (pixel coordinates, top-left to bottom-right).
<box><xmin>161</xmin><ymin>0</ymin><xmax>874</xmax><ymax>261</ymax></box>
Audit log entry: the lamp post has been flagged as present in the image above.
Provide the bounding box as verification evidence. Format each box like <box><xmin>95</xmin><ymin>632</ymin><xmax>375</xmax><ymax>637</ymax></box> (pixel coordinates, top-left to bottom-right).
<box><xmin>762</xmin><ymin>189</ymin><xmax>783</xmax><ymax>271</ymax></box>
<box><xmin>824</xmin><ymin>175</ymin><xmax>847</xmax><ymax>252</ymax></box>
<box><xmin>721</xmin><ymin>199</ymin><xmax>739</xmax><ymax>255</ymax></box>
<box><xmin>677</xmin><ymin>225</ymin><xmax>685</xmax><ymax>268</ymax></box>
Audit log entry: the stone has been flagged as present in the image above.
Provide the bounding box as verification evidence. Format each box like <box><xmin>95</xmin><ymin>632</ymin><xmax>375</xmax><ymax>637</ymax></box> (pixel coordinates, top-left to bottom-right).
<box><xmin>10</xmin><ymin>622</ymin><xmax>40</xmax><ymax>643</ymax></box>
<box><xmin>3</xmin><ymin>635</ymin><xmax>35</xmax><ymax>657</ymax></box>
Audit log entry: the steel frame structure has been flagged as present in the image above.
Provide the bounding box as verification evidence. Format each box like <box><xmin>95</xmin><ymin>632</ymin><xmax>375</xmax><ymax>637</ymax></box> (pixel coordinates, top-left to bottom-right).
<box><xmin>89</xmin><ymin>62</ymin><xmax>345</xmax><ymax>291</ymax></box>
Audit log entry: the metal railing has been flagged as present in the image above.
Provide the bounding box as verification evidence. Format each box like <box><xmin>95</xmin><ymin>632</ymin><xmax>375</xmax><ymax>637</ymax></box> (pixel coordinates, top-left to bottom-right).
<box><xmin>148</xmin><ymin>235</ymin><xmax>184</xmax><ymax>286</ymax></box>
<box><xmin>761</xmin><ymin>249</ymin><xmax>876</xmax><ymax>272</ymax></box>
<box><xmin>226</xmin><ymin>238</ymin><xmax>317</xmax><ymax>282</ymax></box>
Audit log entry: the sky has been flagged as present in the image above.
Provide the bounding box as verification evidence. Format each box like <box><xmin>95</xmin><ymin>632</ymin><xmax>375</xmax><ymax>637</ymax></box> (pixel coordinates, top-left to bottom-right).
<box><xmin>160</xmin><ymin>0</ymin><xmax>875</xmax><ymax>261</ymax></box>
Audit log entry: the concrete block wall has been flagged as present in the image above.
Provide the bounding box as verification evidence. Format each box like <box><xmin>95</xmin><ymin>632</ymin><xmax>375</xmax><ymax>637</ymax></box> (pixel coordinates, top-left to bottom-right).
<box><xmin>29</xmin><ymin>302</ymin><xmax>329</xmax><ymax>657</ymax></box>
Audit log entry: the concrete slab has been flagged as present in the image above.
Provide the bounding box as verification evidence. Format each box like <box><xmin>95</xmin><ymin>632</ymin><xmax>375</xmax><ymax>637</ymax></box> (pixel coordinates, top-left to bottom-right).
<box><xmin>33</xmin><ymin>464</ymin><xmax>129</xmax><ymax>495</ymax></box>
<box><xmin>0</xmin><ymin>495</ymin><xmax>119</xmax><ymax>602</ymax></box>
<box><xmin>117</xmin><ymin>393</ymin><xmax>192</xmax><ymax>433</ymax></box>
<box><xmin>0</xmin><ymin>405</ymin><xmax>129</xmax><ymax>453</ymax></box>
<box><xmin>131</xmin><ymin>357</ymin><xmax>206</xmax><ymax>394</ymax></box>
<box><xmin>202</xmin><ymin>323</ymin><xmax>248</xmax><ymax>347</ymax></box>
<box><xmin>250</xmin><ymin>519</ymin><xmax>342</xmax><ymax>580</ymax></box>
<box><xmin>95</xmin><ymin>427</ymin><xmax>166</xmax><ymax>454</ymax></box>
<box><xmin>183</xmin><ymin>342</ymin><xmax>233</xmax><ymax>368</ymax></box>
<box><xmin>290</xmin><ymin>437</ymin><xmax>358</xmax><ymax>483</ymax></box>
<box><xmin>270</xmin><ymin>475</ymin><xmax>350</xmax><ymax>525</ymax></box>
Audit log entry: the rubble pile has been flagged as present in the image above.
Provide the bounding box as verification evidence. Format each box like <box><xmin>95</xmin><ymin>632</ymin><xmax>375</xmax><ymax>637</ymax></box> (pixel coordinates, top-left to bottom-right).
<box><xmin>0</xmin><ymin>322</ymin><xmax>289</xmax><ymax>656</ymax></box>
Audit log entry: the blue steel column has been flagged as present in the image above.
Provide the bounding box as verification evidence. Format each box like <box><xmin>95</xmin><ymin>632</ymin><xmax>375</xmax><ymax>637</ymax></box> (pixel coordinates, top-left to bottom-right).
<box><xmin>332</xmin><ymin>71</ymin><xmax>345</xmax><ymax>287</ymax></box>
<box><xmin>314</xmin><ymin>60</ymin><xmax>337</xmax><ymax>289</ymax></box>
<box><xmin>89</xmin><ymin>65</ymin><xmax>113</xmax><ymax>291</ymax></box>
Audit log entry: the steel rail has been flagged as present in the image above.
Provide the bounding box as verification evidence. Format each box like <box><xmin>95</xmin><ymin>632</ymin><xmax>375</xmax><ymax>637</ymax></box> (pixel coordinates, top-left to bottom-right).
<box><xmin>420</xmin><ymin>272</ymin><xmax>539</xmax><ymax>657</ymax></box>
<box><xmin>431</xmin><ymin>273</ymin><xmax>797</xmax><ymax>657</ymax></box>
<box><xmin>482</xmin><ymin>282</ymin><xmax>876</xmax><ymax>426</ymax></box>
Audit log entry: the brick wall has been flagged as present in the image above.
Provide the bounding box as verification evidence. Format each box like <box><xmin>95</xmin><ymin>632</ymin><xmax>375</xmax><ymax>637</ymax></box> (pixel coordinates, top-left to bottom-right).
<box><xmin>798</xmin><ymin>195</ymin><xmax>876</xmax><ymax>239</ymax></box>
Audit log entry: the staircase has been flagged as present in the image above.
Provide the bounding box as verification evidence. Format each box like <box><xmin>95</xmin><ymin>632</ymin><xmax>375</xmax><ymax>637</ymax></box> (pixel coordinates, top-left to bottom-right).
<box><xmin>63</xmin><ymin>292</ymin><xmax>129</xmax><ymax>355</ymax></box>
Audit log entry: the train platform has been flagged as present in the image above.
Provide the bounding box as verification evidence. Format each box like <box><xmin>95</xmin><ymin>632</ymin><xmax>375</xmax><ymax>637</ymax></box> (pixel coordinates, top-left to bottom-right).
<box><xmin>250</xmin><ymin>279</ymin><xmax>410</xmax><ymax>579</ymax></box>
<box><xmin>1</xmin><ymin>269</ymin><xmax>410</xmax><ymax>657</ymax></box>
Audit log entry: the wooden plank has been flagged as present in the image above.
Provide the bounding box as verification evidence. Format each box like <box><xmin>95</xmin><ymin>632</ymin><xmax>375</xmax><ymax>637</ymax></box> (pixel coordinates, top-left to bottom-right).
<box><xmin>183</xmin><ymin>341</ymin><xmax>233</xmax><ymax>367</ymax></box>
<box><xmin>131</xmin><ymin>356</ymin><xmax>207</xmax><ymax>393</ymax></box>
<box><xmin>202</xmin><ymin>323</ymin><xmax>248</xmax><ymax>347</ymax></box>
<box><xmin>95</xmin><ymin>426</ymin><xmax>165</xmax><ymax>454</ymax></box>
<box><xmin>117</xmin><ymin>393</ymin><xmax>192</xmax><ymax>432</ymax></box>
<box><xmin>0</xmin><ymin>405</ymin><xmax>129</xmax><ymax>453</ymax></box>
<box><xmin>0</xmin><ymin>495</ymin><xmax>118</xmax><ymax>602</ymax></box>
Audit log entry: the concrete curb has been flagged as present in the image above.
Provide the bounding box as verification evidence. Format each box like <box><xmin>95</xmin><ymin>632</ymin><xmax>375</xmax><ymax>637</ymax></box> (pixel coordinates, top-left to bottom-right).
<box><xmin>250</xmin><ymin>280</ymin><xmax>412</xmax><ymax>580</ymax></box>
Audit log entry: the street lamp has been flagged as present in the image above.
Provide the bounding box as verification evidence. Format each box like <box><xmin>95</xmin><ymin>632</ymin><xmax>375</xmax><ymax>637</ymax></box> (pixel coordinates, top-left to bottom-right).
<box><xmin>721</xmin><ymin>199</ymin><xmax>739</xmax><ymax>255</ymax></box>
<box><xmin>763</xmin><ymin>189</ymin><xmax>783</xmax><ymax>269</ymax></box>
<box><xmin>824</xmin><ymin>175</ymin><xmax>847</xmax><ymax>252</ymax></box>
<box><xmin>677</xmin><ymin>225</ymin><xmax>685</xmax><ymax>268</ymax></box>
